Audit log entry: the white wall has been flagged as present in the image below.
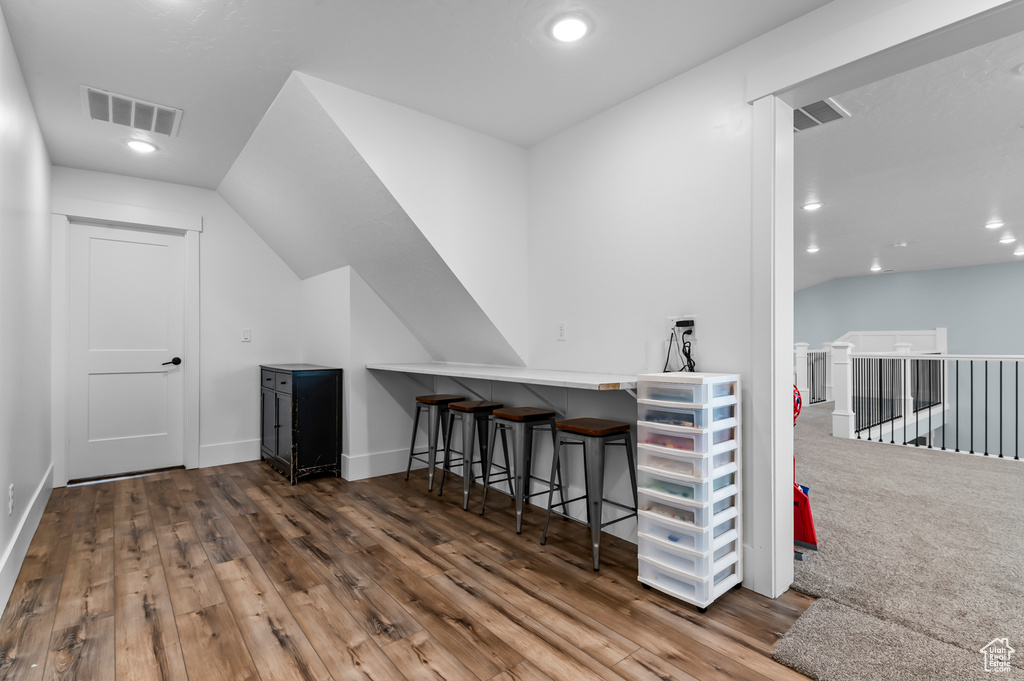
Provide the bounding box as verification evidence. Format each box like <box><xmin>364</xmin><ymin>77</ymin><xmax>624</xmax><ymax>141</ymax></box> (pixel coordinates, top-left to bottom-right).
<box><xmin>0</xmin><ymin>4</ymin><xmax>53</xmax><ymax>611</ymax></box>
<box><xmin>301</xmin><ymin>74</ymin><xmax>531</xmax><ymax>362</ymax></box>
<box><xmin>300</xmin><ymin>266</ymin><xmax>432</xmax><ymax>480</ymax></box>
<box><xmin>796</xmin><ymin>262</ymin><xmax>1024</xmax><ymax>354</ymax></box>
<box><xmin>50</xmin><ymin>167</ymin><xmax>304</xmax><ymax>468</ymax></box>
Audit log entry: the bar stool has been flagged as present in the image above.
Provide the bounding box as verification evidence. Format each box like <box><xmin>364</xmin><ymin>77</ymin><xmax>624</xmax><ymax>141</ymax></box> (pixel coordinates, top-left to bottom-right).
<box><xmin>480</xmin><ymin>407</ymin><xmax>565</xmax><ymax>534</ymax></box>
<box><xmin>437</xmin><ymin>400</ymin><xmax>506</xmax><ymax>510</ymax></box>
<box><xmin>541</xmin><ymin>418</ymin><xmax>639</xmax><ymax>571</ymax></box>
<box><xmin>405</xmin><ymin>394</ymin><xmax>464</xmax><ymax>491</ymax></box>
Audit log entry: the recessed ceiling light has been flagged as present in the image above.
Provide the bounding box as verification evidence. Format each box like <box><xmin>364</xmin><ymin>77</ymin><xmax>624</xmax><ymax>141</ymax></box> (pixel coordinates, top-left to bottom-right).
<box><xmin>550</xmin><ymin>14</ymin><xmax>590</xmax><ymax>42</ymax></box>
<box><xmin>986</xmin><ymin>221</ymin><xmax>1005</xmax><ymax>230</ymax></box>
<box><xmin>806</xmin><ymin>246</ymin><xmax>819</xmax><ymax>253</ymax></box>
<box><xmin>126</xmin><ymin>139</ymin><xmax>157</xmax><ymax>153</ymax></box>
<box><xmin>1015</xmin><ymin>246</ymin><xmax>1024</xmax><ymax>256</ymax></box>
<box><xmin>803</xmin><ymin>202</ymin><xmax>823</xmax><ymax>211</ymax></box>
<box><xmin>870</xmin><ymin>264</ymin><xmax>882</xmax><ymax>272</ymax></box>
<box><xmin>1000</xmin><ymin>236</ymin><xmax>1017</xmax><ymax>244</ymax></box>
<box><xmin>892</xmin><ymin>241</ymin><xmax>908</xmax><ymax>248</ymax></box>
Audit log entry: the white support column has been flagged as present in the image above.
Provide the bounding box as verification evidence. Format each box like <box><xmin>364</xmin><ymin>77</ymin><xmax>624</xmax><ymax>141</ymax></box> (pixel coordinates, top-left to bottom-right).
<box><xmin>831</xmin><ymin>343</ymin><xmax>856</xmax><ymax>439</ymax></box>
<box><xmin>794</xmin><ymin>343</ymin><xmax>809</xmax><ymax>397</ymax></box>
<box><xmin>749</xmin><ymin>95</ymin><xmax>794</xmax><ymax>599</ymax></box>
<box><xmin>823</xmin><ymin>342</ymin><xmax>835</xmax><ymax>402</ymax></box>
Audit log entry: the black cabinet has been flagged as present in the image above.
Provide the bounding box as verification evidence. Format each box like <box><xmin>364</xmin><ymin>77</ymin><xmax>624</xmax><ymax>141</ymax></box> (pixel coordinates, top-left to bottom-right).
<box><xmin>260</xmin><ymin>364</ymin><xmax>342</xmax><ymax>483</ymax></box>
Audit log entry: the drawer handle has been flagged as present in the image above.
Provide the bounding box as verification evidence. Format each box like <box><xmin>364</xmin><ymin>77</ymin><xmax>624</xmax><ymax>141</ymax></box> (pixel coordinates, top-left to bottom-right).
<box><xmin>264</xmin><ymin>377</ymin><xmax>272</xmax><ymax>382</ymax></box>
<box><xmin>280</xmin><ymin>380</ymin><xmax>287</xmax><ymax>385</ymax></box>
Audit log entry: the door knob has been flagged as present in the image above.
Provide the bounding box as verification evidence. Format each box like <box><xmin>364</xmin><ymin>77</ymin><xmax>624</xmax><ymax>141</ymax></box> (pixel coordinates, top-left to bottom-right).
<box><xmin>162</xmin><ymin>357</ymin><xmax>182</xmax><ymax>366</ymax></box>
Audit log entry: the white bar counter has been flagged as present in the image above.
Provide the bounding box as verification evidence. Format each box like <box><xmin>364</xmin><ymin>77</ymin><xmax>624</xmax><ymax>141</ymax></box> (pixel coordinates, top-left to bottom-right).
<box><xmin>366</xmin><ymin>362</ymin><xmax>637</xmax><ymax>392</ymax></box>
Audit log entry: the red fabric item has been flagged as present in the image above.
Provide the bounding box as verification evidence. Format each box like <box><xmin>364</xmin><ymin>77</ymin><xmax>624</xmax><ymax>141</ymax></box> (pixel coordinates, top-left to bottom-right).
<box><xmin>794</xmin><ymin>483</ymin><xmax>818</xmax><ymax>548</ymax></box>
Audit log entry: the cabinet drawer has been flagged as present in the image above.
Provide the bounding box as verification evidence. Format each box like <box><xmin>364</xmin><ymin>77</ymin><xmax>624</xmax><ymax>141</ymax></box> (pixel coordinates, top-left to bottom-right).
<box><xmin>275</xmin><ymin>372</ymin><xmax>293</xmax><ymax>394</ymax></box>
<box><xmin>261</xmin><ymin>369</ymin><xmax>276</xmax><ymax>389</ymax></box>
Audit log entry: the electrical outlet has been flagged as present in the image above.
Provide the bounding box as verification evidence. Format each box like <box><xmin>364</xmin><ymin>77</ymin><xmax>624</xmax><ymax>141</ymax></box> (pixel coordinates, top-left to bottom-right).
<box><xmin>242</xmin><ymin>328</ymin><xmax>252</xmax><ymax>343</ymax></box>
<box><xmin>556</xmin><ymin>321</ymin><xmax>567</xmax><ymax>342</ymax></box>
<box><xmin>8</xmin><ymin>484</ymin><xmax>12</xmax><ymax>515</ymax></box>
<box><xmin>666</xmin><ymin>316</ymin><xmax>679</xmax><ymax>335</ymax></box>
<box><xmin>679</xmin><ymin>315</ymin><xmax>697</xmax><ymax>343</ymax></box>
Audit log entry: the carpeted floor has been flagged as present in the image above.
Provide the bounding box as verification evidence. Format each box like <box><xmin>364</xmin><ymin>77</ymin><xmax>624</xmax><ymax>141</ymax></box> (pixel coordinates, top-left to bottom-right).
<box><xmin>773</xmin><ymin>401</ymin><xmax>1024</xmax><ymax>680</ymax></box>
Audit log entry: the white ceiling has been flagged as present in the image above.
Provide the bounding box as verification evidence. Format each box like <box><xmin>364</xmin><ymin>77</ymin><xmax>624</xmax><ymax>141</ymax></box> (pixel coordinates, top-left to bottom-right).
<box><xmin>1</xmin><ymin>0</ymin><xmax>831</xmax><ymax>189</ymax></box>
<box><xmin>794</xmin><ymin>28</ymin><xmax>1024</xmax><ymax>290</ymax></box>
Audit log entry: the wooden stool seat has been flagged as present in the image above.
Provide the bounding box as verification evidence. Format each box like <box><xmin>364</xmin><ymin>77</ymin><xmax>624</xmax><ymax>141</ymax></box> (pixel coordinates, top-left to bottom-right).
<box><xmin>556</xmin><ymin>418</ymin><xmax>630</xmax><ymax>437</ymax></box>
<box><xmin>416</xmin><ymin>394</ymin><xmax>465</xmax><ymax>406</ymax></box>
<box><xmin>449</xmin><ymin>400</ymin><xmax>503</xmax><ymax>413</ymax></box>
<box><xmin>493</xmin><ymin>406</ymin><xmax>556</xmax><ymax>422</ymax></box>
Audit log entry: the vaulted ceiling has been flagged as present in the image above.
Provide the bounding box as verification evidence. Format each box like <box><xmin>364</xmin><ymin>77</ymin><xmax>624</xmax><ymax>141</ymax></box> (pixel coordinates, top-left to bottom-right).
<box><xmin>794</xmin><ymin>28</ymin><xmax>1024</xmax><ymax>290</ymax></box>
<box><xmin>0</xmin><ymin>0</ymin><xmax>830</xmax><ymax>188</ymax></box>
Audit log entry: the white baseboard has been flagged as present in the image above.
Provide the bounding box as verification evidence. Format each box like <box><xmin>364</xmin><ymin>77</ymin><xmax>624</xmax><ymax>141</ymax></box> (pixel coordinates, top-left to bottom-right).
<box><xmin>0</xmin><ymin>464</ymin><xmax>53</xmax><ymax>614</ymax></box>
<box><xmin>342</xmin><ymin>448</ymin><xmax>420</xmax><ymax>481</ymax></box>
<box><xmin>199</xmin><ymin>439</ymin><xmax>260</xmax><ymax>468</ymax></box>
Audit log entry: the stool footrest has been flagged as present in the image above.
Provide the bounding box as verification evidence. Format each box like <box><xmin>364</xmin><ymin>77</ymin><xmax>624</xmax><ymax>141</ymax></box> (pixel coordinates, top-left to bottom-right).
<box><xmin>601</xmin><ymin>512</ymin><xmax>638</xmax><ymax>529</ymax></box>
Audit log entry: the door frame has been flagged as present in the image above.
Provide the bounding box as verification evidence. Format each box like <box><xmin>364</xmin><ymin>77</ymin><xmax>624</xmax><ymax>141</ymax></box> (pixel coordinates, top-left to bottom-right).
<box><xmin>51</xmin><ymin>198</ymin><xmax>202</xmax><ymax>486</ymax></box>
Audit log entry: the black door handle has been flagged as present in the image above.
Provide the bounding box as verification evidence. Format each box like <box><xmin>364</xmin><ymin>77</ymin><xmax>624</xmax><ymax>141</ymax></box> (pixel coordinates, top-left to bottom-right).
<box><xmin>162</xmin><ymin>357</ymin><xmax>182</xmax><ymax>366</ymax></box>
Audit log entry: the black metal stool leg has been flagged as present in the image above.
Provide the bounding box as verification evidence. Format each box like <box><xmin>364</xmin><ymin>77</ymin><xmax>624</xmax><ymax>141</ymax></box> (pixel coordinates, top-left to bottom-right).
<box><xmin>623</xmin><ymin>434</ymin><xmax>638</xmax><ymax>510</ymax></box>
<box><xmin>438</xmin><ymin>411</ymin><xmax>457</xmax><ymax>495</ymax></box>
<box><xmin>540</xmin><ymin>431</ymin><xmax>563</xmax><ymax>545</ymax></box>
<box><xmin>585</xmin><ymin>436</ymin><xmax>607</xmax><ymax>571</ymax></box>
<box><xmin>456</xmin><ymin>410</ymin><xmax>475</xmax><ymax>504</ymax></box>
<box><xmin>479</xmin><ymin>418</ymin><xmax>500</xmax><ymax>515</ymax></box>
<box><xmin>406</xmin><ymin>404</ymin><xmax>422</xmax><ymax>480</ymax></box>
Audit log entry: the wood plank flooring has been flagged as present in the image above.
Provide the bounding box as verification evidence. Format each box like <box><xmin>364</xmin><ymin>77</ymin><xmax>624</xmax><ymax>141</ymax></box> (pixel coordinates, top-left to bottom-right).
<box><xmin>0</xmin><ymin>462</ymin><xmax>814</xmax><ymax>680</ymax></box>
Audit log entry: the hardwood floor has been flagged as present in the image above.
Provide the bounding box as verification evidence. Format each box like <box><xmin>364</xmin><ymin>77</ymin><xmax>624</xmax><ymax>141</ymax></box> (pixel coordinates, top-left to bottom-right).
<box><xmin>0</xmin><ymin>462</ymin><xmax>814</xmax><ymax>680</ymax></box>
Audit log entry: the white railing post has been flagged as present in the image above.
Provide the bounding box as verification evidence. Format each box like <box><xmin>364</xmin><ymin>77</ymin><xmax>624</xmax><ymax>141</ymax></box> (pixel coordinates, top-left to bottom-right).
<box><xmin>895</xmin><ymin>343</ymin><xmax>914</xmax><ymax>438</ymax></box>
<box><xmin>832</xmin><ymin>342</ymin><xmax>855</xmax><ymax>438</ymax></box>
<box><xmin>794</xmin><ymin>343</ymin><xmax>809</xmax><ymax>397</ymax></box>
<box><xmin>823</xmin><ymin>342</ymin><xmax>834</xmax><ymax>401</ymax></box>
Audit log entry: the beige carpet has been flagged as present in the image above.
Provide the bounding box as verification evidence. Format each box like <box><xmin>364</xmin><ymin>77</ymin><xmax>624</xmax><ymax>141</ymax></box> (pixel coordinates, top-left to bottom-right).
<box><xmin>773</xmin><ymin>401</ymin><xmax>1024</xmax><ymax>680</ymax></box>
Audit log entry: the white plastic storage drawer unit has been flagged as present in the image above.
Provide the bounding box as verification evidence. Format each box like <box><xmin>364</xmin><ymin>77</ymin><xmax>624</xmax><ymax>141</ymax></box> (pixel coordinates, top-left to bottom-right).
<box><xmin>634</xmin><ymin>372</ymin><xmax>742</xmax><ymax>610</ymax></box>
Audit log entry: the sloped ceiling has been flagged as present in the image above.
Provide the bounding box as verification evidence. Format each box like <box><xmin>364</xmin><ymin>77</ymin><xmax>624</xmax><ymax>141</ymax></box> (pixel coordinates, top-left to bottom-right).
<box><xmin>218</xmin><ymin>74</ymin><xmax>523</xmax><ymax>366</ymax></box>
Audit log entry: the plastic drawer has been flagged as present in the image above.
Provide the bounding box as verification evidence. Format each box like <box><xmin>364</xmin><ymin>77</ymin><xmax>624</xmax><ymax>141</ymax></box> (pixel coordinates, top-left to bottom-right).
<box><xmin>637</xmin><ymin>423</ymin><xmax>707</xmax><ymax>453</ymax></box>
<box><xmin>712</xmin><ymin>404</ymin><xmax>736</xmax><ymax>423</ymax></box>
<box><xmin>638</xmin><ymin>468</ymin><xmax>737</xmax><ymax>504</ymax></box>
<box><xmin>638</xmin><ymin>444</ymin><xmax>737</xmax><ymax>480</ymax></box>
<box><xmin>638</xmin><ymin>403</ymin><xmax>706</xmax><ymax>428</ymax></box>
<box><xmin>638</xmin><ymin>382</ymin><xmax>707</xmax><ymax>405</ymax></box>
<box><xmin>640</xmin><ymin>498</ymin><xmax>702</xmax><ymax>526</ymax></box>
<box><xmin>712</xmin><ymin>427</ymin><xmax>736</xmax><ymax>446</ymax></box>
<box><xmin>638</xmin><ymin>447</ymin><xmax>707</xmax><ymax>478</ymax></box>
<box><xmin>638</xmin><ymin>470</ymin><xmax>702</xmax><ymax>502</ymax></box>
<box><xmin>638</xmin><ymin>507</ymin><xmax>738</xmax><ymax>552</ymax></box>
<box><xmin>639</xmin><ymin>534</ymin><xmax>740</xmax><ymax>579</ymax></box>
<box><xmin>638</xmin><ymin>556</ymin><xmax>739</xmax><ymax>605</ymax></box>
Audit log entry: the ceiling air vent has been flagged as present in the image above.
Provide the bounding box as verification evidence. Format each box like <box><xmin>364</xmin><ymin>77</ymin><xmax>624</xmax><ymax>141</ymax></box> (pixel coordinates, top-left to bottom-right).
<box><xmin>793</xmin><ymin>98</ymin><xmax>849</xmax><ymax>133</ymax></box>
<box><xmin>80</xmin><ymin>86</ymin><xmax>182</xmax><ymax>137</ymax></box>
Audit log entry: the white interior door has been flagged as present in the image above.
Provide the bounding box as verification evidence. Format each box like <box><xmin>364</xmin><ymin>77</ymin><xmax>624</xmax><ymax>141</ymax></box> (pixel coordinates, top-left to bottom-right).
<box><xmin>68</xmin><ymin>223</ymin><xmax>186</xmax><ymax>480</ymax></box>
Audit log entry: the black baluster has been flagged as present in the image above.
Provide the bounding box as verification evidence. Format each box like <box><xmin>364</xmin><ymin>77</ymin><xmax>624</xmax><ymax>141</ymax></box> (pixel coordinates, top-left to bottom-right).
<box><xmin>917</xmin><ymin>356</ymin><xmax>925</xmax><ymax>446</ymax></box>
<box><xmin>999</xmin><ymin>361</ymin><xmax>1004</xmax><ymax>458</ymax></box>
<box><xmin>955</xmin><ymin>360</ymin><xmax>959</xmax><ymax>452</ymax></box>
<box><xmin>878</xmin><ymin>358</ymin><xmax>883</xmax><ymax>443</ymax></box>
<box><xmin>984</xmin><ymin>361</ymin><xmax>989</xmax><ymax>456</ymax></box>
<box><xmin>941</xmin><ymin>358</ymin><xmax>946</xmax><ymax>451</ymax></box>
<box><xmin>927</xmin><ymin>360</ymin><xmax>933</xmax><ymax>448</ymax></box>
<box><xmin>970</xmin><ymin>360</ymin><xmax>975</xmax><ymax>454</ymax></box>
